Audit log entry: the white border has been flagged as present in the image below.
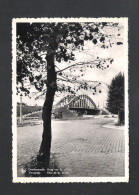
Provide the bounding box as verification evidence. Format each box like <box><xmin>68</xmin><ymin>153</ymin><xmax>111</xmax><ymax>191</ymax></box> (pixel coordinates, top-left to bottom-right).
<box><xmin>12</xmin><ymin>17</ymin><xmax>129</xmax><ymax>183</ymax></box>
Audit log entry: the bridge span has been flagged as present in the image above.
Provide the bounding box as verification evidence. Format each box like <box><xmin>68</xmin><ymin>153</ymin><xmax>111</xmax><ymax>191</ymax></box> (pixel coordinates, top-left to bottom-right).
<box><xmin>53</xmin><ymin>95</ymin><xmax>100</xmax><ymax>117</ymax></box>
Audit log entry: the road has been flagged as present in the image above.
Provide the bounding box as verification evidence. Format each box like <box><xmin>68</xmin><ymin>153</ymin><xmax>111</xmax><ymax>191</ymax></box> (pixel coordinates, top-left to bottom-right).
<box><xmin>17</xmin><ymin>117</ymin><xmax>125</xmax><ymax>177</ymax></box>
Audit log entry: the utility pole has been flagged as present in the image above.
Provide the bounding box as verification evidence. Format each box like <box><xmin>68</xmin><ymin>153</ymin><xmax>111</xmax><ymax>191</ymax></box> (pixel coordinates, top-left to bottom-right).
<box><xmin>20</xmin><ymin>94</ymin><xmax>23</xmax><ymax>123</ymax></box>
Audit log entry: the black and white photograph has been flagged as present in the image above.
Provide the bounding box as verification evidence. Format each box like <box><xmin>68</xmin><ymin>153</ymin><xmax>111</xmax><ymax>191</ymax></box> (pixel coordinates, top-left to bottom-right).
<box><xmin>12</xmin><ymin>18</ymin><xmax>128</xmax><ymax>183</ymax></box>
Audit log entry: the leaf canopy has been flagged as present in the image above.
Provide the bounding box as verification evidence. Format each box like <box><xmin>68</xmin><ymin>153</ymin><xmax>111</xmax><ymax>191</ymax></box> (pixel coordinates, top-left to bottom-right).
<box><xmin>16</xmin><ymin>22</ymin><xmax>123</xmax><ymax>97</ymax></box>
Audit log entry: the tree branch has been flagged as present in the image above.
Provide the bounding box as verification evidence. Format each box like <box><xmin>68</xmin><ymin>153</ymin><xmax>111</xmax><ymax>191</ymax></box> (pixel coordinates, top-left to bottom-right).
<box><xmin>56</xmin><ymin>60</ymin><xmax>99</xmax><ymax>73</ymax></box>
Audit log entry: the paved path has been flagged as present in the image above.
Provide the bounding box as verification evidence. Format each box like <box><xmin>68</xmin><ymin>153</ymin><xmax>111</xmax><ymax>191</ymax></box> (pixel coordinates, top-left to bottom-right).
<box><xmin>17</xmin><ymin>117</ymin><xmax>125</xmax><ymax>177</ymax></box>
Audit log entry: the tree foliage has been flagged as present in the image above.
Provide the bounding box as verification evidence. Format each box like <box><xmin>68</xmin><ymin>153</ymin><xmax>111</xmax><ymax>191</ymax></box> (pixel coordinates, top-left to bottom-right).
<box><xmin>107</xmin><ymin>72</ymin><xmax>124</xmax><ymax>114</ymax></box>
<box><xmin>16</xmin><ymin>21</ymin><xmax>124</xmax><ymax>167</ymax></box>
<box><xmin>16</xmin><ymin>22</ymin><xmax>123</xmax><ymax>98</ymax></box>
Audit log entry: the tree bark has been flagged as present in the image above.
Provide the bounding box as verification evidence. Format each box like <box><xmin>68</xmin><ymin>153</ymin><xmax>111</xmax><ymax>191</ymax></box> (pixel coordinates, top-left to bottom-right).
<box><xmin>38</xmin><ymin>52</ymin><xmax>57</xmax><ymax>168</ymax></box>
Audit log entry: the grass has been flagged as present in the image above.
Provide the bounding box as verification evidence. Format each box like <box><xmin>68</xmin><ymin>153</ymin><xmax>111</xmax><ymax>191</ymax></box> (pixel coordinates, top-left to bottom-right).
<box><xmin>17</xmin><ymin>105</ymin><xmax>42</xmax><ymax>117</ymax></box>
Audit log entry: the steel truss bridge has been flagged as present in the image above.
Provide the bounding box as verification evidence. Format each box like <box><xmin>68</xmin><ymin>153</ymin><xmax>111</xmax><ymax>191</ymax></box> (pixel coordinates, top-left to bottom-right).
<box><xmin>54</xmin><ymin>95</ymin><xmax>100</xmax><ymax>115</ymax></box>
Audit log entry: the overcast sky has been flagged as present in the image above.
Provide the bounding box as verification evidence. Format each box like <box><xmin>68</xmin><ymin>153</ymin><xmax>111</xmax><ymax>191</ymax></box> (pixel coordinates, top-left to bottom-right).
<box><xmin>17</xmin><ymin>23</ymin><xmax>125</xmax><ymax>108</ymax></box>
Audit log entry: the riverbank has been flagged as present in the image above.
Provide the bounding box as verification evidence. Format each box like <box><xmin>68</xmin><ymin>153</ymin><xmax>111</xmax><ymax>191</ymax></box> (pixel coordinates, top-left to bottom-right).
<box><xmin>17</xmin><ymin>114</ymin><xmax>118</xmax><ymax>127</ymax></box>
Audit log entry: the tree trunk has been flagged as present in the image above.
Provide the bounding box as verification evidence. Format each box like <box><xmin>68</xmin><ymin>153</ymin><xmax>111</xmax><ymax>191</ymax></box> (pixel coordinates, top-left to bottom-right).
<box><xmin>38</xmin><ymin>52</ymin><xmax>57</xmax><ymax>168</ymax></box>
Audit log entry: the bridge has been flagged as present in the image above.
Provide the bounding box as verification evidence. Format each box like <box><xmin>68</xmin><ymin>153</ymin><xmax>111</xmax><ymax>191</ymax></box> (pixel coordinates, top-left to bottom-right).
<box><xmin>54</xmin><ymin>95</ymin><xmax>100</xmax><ymax>116</ymax></box>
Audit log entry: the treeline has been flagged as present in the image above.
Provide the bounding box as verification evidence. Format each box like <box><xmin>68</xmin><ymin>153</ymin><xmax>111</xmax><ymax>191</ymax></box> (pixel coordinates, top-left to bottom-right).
<box><xmin>107</xmin><ymin>72</ymin><xmax>124</xmax><ymax>125</ymax></box>
<box><xmin>107</xmin><ymin>72</ymin><xmax>124</xmax><ymax>114</ymax></box>
<box><xmin>17</xmin><ymin>104</ymin><xmax>42</xmax><ymax>116</ymax></box>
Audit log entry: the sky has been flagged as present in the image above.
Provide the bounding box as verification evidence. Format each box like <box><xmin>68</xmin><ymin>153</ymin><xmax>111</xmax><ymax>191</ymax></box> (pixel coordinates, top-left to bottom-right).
<box><xmin>17</xmin><ymin>23</ymin><xmax>125</xmax><ymax>108</ymax></box>
<box><xmin>56</xmin><ymin>42</ymin><xmax>124</xmax><ymax>108</ymax></box>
